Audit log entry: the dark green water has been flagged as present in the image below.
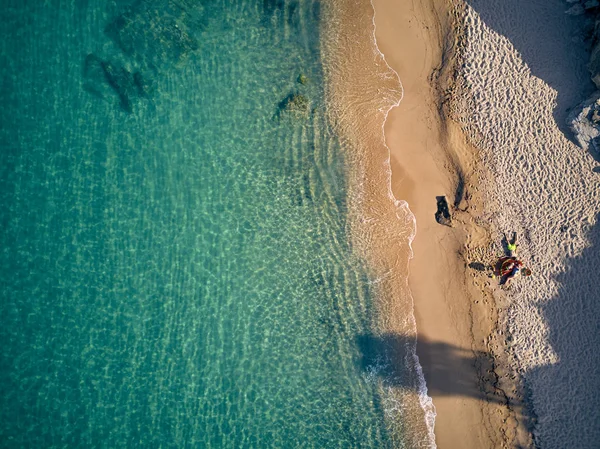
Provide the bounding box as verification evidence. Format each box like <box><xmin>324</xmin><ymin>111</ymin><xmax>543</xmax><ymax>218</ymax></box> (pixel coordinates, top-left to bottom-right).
<box><xmin>0</xmin><ymin>0</ymin><xmax>406</xmax><ymax>447</ymax></box>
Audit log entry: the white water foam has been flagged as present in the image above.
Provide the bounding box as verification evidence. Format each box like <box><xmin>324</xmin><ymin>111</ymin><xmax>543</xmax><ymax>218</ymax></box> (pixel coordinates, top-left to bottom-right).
<box><xmin>368</xmin><ymin>2</ymin><xmax>437</xmax><ymax>447</ymax></box>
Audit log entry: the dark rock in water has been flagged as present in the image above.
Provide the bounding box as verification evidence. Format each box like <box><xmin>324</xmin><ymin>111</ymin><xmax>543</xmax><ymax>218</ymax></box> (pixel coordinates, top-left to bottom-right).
<box><xmin>105</xmin><ymin>0</ymin><xmax>199</xmax><ymax>68</ymax></box>
<box><xmin>287</xmin><ymin>1</ymin><xmax>300</xmax><ymax>28</ymax></box>
<box><xmin>263</xmin><ymin>0</ymin><xmax>285</xmax><ymax>18</ymax></box>
<box><xmin>274</xmin><ymin>92</ymin><xmax>310</xmax><ymax>121</ymax></box>
<box><xmin>435</xmin><ymin>195</ymin><xmax>452</xmax><ymax>227</ymax></box>
<box><xmin>100</xmin><ymin>60</ymin><xmax>137</xmax><ymax>113</ymax></box>
<box><xmin>83</xmin><ymin>53</ymin><xmax>142</xmax><ymax>113</ymax></box>
<box><xmin>279</xmin><ymin>92</ymin><xmax>309</xmax><ymax>114</ymax></box>
<box><xmin>83</xmin><ymin>54</ymin><xmax>115</xmax><ymax>100</ymax></box>
<box><xmin>83</xmin><ymin>54</ymin><xmax>104</xmax><ymax>81</ymax></box>
<box><xmin>297</xmin><ymin>73</ymin><xmax>308</xmax><ymax>85</ymax></box>
<box><xmin>133</xmin><ymin>71</ymin><xmax>155</xmax><ymax>97</ymax></box>
<box><xmin>85</xmin><ymin>0</ymin><xmax>206</xmax><ymax>113</ymax></box>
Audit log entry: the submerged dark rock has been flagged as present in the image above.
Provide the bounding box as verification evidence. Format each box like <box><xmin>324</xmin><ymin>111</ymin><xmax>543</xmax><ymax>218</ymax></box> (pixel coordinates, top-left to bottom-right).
<box><xmin>105</xmin><ymin>0</ymin><xmax>200</xmax><ymax>68</ymax></box>
<box><xmin>435</xmin><ymin>195</ymin><xmax>452</xmax><ymax>227</ymax></box>
<box><xmin>263</xmin><ymin>0</ymin><xmax>285</xmax><ymax>18</ymax></box>
<box><xmin>278</xmin><ymin>92</ymin><xmax>309</xmax><ymax>114</ymax></box>
<box><xmin>100</xmin><ymin>60</ymin><xmax>137</xmax><ymax>113</ymax></box>
<box><xmin>133</xmin><ymin>71</ymin><xmax>155</xmax><ymax>97</ymax></box>
<box><xmin>83</xmin><ymin>54</ymin><xmax>115</xmax><ymax>100</ymax></box>
<box><xmin>84</xmin><ymin>0</ymin><xmax>206</xmax><ymax>112</ymax></box>
<box><xmin>83</xmin><ymin>53</ymin><xmax>155</xmax><ymax>113</ymax></box>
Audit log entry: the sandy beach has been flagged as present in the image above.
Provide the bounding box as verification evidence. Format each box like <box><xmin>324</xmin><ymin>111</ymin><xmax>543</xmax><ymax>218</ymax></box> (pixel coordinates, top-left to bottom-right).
<box><xmin>2</xmin><ymin>0</ymin><xmax>598</xmax><ymax>446</ymax></box>
<box><xmin>371</xmin><ymin>0</ymin><xmax>600</xmax><ymax>447</ymax></box>
<box><xmin>323</xmin><ymin>0</ymin><xmax>526</xmax><ymax>445</ymax></box>
<box><xmin>371</xmin><ymin>0</ymin><xmax>525</xmax><ymax>447</ymax></box>
<box><xmin>449</xmin><ymin>2</ymin><xmax>600</xmax><ymax>447</ymax></box>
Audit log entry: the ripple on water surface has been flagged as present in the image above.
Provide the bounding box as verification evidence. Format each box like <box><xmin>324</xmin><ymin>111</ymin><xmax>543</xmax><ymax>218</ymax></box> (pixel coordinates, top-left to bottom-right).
<box><xmin>0</xmin><ymin>0</ymin><xmax>419</xmax><ymax>447</ymax></box>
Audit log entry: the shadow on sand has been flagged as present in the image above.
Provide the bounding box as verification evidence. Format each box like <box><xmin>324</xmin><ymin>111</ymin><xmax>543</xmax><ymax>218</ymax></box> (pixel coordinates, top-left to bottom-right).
<box><xmin>464</xmin><ymin>0</ymin><xmax>594</xmax><ymax>139</ymax></box>
<box><xmin>356</xmin><ymin>334</ymin><xmax>516</xmax><ymax>405</ymax></box>
<box><xmin>354</xmin><ymin>214</ymin><xmax>600</xmax><ymax>447</ymax></box>
<box><xmin>523</xmin><ymin>214</ymin><xmax>600</xmax><ymax>447</ymax></box>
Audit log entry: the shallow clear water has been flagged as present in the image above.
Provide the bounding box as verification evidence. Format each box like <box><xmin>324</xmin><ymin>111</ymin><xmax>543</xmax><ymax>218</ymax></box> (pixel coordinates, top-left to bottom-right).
<box><xmin>0</xmin><ymin>0</ymin><xmax>404</xmax><ymax>447</ymax></box>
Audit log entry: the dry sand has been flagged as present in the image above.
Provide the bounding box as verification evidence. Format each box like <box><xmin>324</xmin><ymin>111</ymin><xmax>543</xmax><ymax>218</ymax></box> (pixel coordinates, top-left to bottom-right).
<box><xmin>448</xmin><ymin>1</ymin><xmax>600</xmax><ymax>448</ymax></box>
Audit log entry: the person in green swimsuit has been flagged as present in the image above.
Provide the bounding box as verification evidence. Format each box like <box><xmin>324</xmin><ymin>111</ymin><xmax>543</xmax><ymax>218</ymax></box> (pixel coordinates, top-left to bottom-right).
<box><xmin>506</xmin><ymin>232</ymin><xmax>517</xmax><ymax>257</ymax></box>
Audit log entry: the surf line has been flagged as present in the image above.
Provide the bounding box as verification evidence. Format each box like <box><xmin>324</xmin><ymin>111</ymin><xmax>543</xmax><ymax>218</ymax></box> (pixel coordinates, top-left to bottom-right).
<box><xmin>368</xmin><ymin>0</ymin><xmax>438</xmax><ymax>446</ymax></box>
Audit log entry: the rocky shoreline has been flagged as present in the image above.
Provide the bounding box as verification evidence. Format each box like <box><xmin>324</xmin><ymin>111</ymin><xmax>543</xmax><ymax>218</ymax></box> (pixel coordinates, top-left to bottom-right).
<box><xmin>567</xmin><ymin>0</ymin><xmax>600</xmax><ymax>160</ymax></box>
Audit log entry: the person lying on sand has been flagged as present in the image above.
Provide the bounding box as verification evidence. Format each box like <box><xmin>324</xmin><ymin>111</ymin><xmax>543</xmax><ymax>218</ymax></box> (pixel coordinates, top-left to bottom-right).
<box><xmin>503</xmin><ymin>259</ymin><xmax>522</xmax><ymax>285</ymax></box>
<box><xmin>498</xmin><ymin>256</ymin><xmax>532</xmax><ymax>285</ymax></box>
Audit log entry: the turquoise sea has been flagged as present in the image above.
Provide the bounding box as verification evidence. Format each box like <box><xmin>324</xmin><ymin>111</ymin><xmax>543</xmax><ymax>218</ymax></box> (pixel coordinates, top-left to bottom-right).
<box><xmin>0</xmin><ymin>0</ymin><xmax>426</xmax><ymax>447</ymax></box>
